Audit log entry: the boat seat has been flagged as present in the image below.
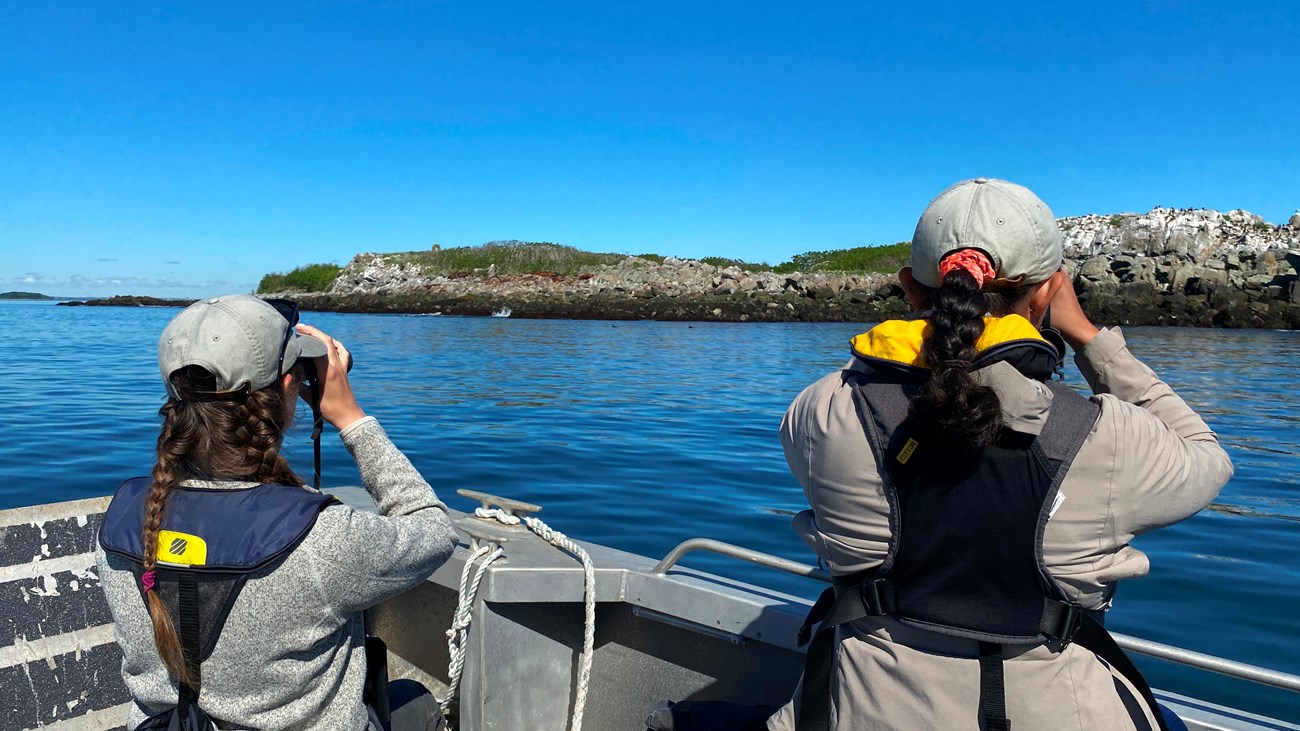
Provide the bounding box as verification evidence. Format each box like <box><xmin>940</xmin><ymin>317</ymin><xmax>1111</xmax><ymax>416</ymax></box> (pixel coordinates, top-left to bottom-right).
<box><xmin>1</xmin><ymin>496</ymin><xmax>131</xmax><ymax>729</ymax></box>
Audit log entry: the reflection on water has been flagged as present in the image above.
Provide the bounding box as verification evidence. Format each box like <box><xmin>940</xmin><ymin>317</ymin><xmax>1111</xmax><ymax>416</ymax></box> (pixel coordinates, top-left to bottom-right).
<box><xmin>1205</xmin><ymin>502</ymin><xmax>1300</xmax><ymax>523</ymax></box>
<box><xmin>0</xmin><ymin>302</ymin><xmax>1296</xmax><ymax>720</ymax></box>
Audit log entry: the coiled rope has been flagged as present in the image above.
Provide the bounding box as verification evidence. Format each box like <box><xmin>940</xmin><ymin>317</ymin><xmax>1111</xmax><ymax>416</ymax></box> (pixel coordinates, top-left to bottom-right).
<box><xmin>444</xmin><ymin>507</ymin><xmax>596</xmax><ymax>731</ymax></box>
<box><xmin>441</xmin><ymin>542</ymin><xmax>505</xmax><ymax>716</ymax></box>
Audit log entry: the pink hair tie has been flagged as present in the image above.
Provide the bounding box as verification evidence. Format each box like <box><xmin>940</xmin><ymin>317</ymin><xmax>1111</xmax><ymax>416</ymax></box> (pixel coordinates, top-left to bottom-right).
<box><xmin>141</xmin><ymin>570</ymin><xmax>156</xmax><ymax>593</ymax></box>
<box><xmin>938</xmin><ymin>249</ymin><xmax>997</xmax><ymax>288</ymax></box>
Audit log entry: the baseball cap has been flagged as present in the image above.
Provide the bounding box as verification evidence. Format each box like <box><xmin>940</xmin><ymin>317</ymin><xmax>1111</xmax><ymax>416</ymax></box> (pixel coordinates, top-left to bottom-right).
<box><xmin>158</xmin><ymin>295</ymin><xmax>329</xmax><ymax>400</ymax></box>
<box><xmin>910</xmin><ymin>178</ymin><xmax>1063</xmax><ymax>288</ymax></box>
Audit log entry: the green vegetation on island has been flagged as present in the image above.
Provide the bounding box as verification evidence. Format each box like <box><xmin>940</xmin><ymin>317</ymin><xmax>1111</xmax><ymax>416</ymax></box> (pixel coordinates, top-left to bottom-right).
<box><xmin>388</xmin><ymin>241</ymin><xmax>633</xmax><ymax>277</ymax></box>
<box><xmin>260</xmin><ymin>240</ymin><xmax>913</xmax><ymax>290</ymax></box>
<box><xmin>257</xmin><ymin>263</ymin><xmax>343</xmax><ymax>294</ymax></box>
<box><xmin>0</xmin><ymin>291</ymin><xmax>56</xmax><ymax>300</ymax></box>
<box><xmin>772</xmin><ymin>242</ymin><xmax>911</xmax><ymax>274</ymax></box>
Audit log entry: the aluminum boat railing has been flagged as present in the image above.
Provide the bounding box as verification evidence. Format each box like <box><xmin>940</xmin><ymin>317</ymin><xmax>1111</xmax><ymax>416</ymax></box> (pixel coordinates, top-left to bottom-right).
<box><xmin>652</xmin><ymin>538</ymin><xmax>1300</xmax><ymax>694</ymax></box>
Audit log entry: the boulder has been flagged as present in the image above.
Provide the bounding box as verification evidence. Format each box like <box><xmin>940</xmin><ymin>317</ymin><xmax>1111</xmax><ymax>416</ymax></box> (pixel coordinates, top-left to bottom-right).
<box><xmin>1166</xmin><ymin>222</ymin><xmax>1215</xmax><ymax>257</ymax></box>
<box><xmin>1079</xmin><ymin>256</ymin><xmax>1110</xmax><ymax>280</ymax></box>
<box><xmin>1170</xmin><ymin>264</ymin><xmax>1197</xmax><ymax>292</ymax></box>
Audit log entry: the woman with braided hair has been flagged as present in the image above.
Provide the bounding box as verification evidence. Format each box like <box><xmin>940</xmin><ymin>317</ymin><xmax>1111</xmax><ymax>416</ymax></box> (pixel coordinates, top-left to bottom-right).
<box><xmin>96</xmin><ymin>295</ymin><xmax>457</xmax><ymax>730</ymax></box>
<box><xmin>769</xmin><ymin>179</ymin><xmax>1232</xmax><ymax>731</ymax></box>
<box><xmin>133</xmin><ymin>364</ymin><xmax>310</xmax><ymax>692</ymax></box>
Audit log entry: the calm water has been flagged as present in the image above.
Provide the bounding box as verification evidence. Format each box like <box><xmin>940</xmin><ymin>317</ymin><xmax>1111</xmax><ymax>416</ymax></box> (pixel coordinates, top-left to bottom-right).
<box><xmin>2</xmin><ymin>300</ymin><xmax>1297</xmax><ymax>720</ymax></box>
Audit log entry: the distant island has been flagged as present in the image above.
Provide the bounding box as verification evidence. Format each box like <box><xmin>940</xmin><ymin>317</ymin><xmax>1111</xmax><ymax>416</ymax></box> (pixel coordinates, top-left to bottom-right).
<box><xmin>62</xmin><ymin>207</ymin><xmax>1300</xmax><ymax>328</ymax></box>
<box><xmin>0</xmin><ymin>291</ymin><xmax>57</xmax><ymax>300</ymax></box>
<box><xmin>57</xmin><ymin>295</ymin><xmax>195</xmax><ymax>308</ymax></box>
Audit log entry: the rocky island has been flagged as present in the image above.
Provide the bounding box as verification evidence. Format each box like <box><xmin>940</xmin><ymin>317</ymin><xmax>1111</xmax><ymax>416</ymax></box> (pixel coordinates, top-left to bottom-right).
<box><xmin>279</xmin><ymin>207</ymin><xmax>1300</xmax><ymax>328</ymax></box>
<box><xmin>0</xmin><ymin>291</ymin><xmax>58</xmax><ymax>300</ymax></box>
<box><xmin>66</xmin><ymin>207</ymin><xmax>1300</xmax><ymax>329</ymax></box>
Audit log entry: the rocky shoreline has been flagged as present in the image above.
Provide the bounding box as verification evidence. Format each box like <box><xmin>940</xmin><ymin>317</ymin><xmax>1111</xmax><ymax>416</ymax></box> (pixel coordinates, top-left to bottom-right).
<box><xmin>65</xmin><ymin>207</ymin><xmax>1300</xmax><ymax>328</ymax></box>
<box><xmin>292</xmin><ymin>262</ymin><xmax>911</xmax><ymax>323</ymax></box>
<box><xmin>1059</xmin><ymin>208</ymin><xmax>1300</xmax><ymax>329</ymax></box>
<box><xmin>293</xmin><ymin>206</ymin><xmax>1300</xmax><ymax>328</ymax></box>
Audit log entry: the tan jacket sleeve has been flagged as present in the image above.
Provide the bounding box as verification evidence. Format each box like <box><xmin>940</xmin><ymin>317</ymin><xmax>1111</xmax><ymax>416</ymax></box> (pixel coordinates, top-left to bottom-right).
<box><xmin>1074</xmin><ymin>327</ymin><xmax>1233</xmax><ymax>538</ymax></box>
<box><xmin>780</xmin><ymin>362</ymin><xmax>892</xmax><ymax>576</ymax></box>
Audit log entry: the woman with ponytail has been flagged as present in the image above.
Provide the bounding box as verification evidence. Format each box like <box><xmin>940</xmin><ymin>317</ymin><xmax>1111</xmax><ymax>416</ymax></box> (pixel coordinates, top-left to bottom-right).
<box><xmin>96</xmin><ymin>295</ymin><xmax>458</xmax><ymax>730</ymax></box>
<box><xmin>769</xmin><ymin>179</ymin><xmax>1232</xmax><ymax>731</ymax></box>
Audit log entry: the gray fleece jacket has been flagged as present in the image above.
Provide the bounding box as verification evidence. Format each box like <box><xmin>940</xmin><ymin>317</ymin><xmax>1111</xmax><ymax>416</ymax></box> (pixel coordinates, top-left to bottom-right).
<box><xmin>96</xmin><ymin>417</ymin><xmax>459</xmax><ymax>730</ymax></box>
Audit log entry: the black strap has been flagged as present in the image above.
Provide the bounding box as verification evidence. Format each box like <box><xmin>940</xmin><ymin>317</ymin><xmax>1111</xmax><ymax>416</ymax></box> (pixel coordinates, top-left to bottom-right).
<box><xmin>312</xmin><ymin>415</ymin><xmax>323</xmax><ymax>490</ymax></box>
<box><xmin>1071</xmin><ymin>614</ymin><xmax>1168</xmax><ymax>731</ymax></box>
<box><xmin>1040</xmin><ymin>601</ymin><xmax>1166</xmax><ymax>730</ymax></box>
<box><xmin>362</xmin><ymin>611</ymin><xmax>392</xmax><ymax>729</ymax></box>
<box><xmin>978</xmin><ymin>642</ymin><xmax>1011</xmax><ymax>731</ymax></box>
<box><xmin>310</xmin><ymin>392</ymin><xmax>324</xmax><ymax>490</ymax></box>
<box><xmin>797</xmin><ymin>587</ymin><xmax>836</xmax><ymax>647</ymax></box>
<box><xmin>363</xmin><ymin>636</ymin><xmax>392</xmax><ymax>728</ymax></box>
<box><xmin>795</xmin><ymin>581</ymin><xmax>896</xmax><ymax>731</ymax></box>
<box><xmin>796</xmin><ymin>592</ymin><xmax>1166</xmax><ymax>731</ymax></box>
<box><xmin>177</xmin><ymin>573</ymin><xmax>202</xmax><ymax>714</ymax></box>
<box><xmin>795</xmin><ymin>624</ymin><xmax>836</xmax><ymax>731</ymax></box>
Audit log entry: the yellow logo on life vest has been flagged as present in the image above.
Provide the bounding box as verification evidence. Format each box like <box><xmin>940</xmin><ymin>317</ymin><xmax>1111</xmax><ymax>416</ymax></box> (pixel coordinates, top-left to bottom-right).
<box><xmin>896</xmin><ymin>438</ymin><xmax>919</xmax><ymax>465</ymax></box>
<box><xmin>157</xmin><ymin>530</ymin><xmax>207</xmax><ymax>566</ymax></box>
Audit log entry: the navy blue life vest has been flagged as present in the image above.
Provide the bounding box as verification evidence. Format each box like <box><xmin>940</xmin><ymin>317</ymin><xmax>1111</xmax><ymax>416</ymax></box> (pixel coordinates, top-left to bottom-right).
<box><xmin>100</xmin><ymin>477</ymin><xmax>337</xmax><ymax>729</ymax></box>
<box><xmin>794</xmin><ymin>364</ymin><xmax>1169</xmax><ymax>731</ymax></box>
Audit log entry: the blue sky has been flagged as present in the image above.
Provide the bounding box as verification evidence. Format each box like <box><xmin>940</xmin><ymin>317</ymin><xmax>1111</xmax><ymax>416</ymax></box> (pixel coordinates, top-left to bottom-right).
<box><xmin>2</xmin><ymin>2</ymin><xmax>1297</xmax><ymax>298</ymax></box>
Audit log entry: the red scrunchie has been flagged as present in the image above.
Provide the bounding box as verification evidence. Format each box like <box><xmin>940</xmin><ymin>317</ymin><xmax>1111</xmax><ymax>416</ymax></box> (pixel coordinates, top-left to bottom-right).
<box><xmin>938</xmin><ymin>249</ymin><xmax>997</xmax><ymax>288</ymax></box>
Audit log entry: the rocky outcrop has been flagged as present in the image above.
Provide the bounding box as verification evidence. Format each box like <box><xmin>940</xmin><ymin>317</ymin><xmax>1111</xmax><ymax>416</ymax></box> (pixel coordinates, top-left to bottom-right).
<box><xmin>62</xmin><ymin>206</ymin><xmax>1300</xmax><ymax>327</ymax></box>
<box><xmin>1059</xmin><ymin>207</ymin><xmax>1300</xmax><ymax>328</ymax></box>
<box><xmin>299</xmin><ymin>255</ymin><xmax>910</xmax><ymax>322</ymax></box>
<box><xmin>282</xmin><ymin>206</ymin><xmax>1300</xmax><ymax>328</ymax></box>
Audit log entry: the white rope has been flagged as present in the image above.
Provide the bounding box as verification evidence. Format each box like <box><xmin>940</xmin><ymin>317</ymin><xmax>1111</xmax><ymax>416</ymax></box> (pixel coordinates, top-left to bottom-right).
<box><xmin>441</xmin><ymin>542</ymin><xmax>504</xmax><ymax>716</ymax></box>
<box><xmin>473</xmin><ymin>507</ymin><xmax>596</xmax><ymax>731</ymax></box>
<box><xmin>475</xmin><ymin>507</ymin><xmax>520</xmax><ymax>526</ymax></box>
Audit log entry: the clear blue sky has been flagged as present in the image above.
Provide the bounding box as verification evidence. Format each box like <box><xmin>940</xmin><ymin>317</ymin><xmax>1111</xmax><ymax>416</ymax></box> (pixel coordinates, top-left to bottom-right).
<box><xmin>3</xmin><ymin>2</ymin><xmax>1297</xmax><ymax>298</ymax></box>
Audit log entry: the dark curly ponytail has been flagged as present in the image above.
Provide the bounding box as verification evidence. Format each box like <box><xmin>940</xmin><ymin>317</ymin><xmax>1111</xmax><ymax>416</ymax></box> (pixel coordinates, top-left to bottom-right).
<box><xmin>908</xmin><ymin>269</ymin><xmax>1024</xmax><ymax>457</ymax></box>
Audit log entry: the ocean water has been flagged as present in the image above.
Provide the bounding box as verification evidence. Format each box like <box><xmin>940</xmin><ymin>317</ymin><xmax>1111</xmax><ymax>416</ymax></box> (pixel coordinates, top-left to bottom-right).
<box><xmin>1</xmin><ymin>300</ymin><xmax>1296</xmax><ymax>721</ymax></box>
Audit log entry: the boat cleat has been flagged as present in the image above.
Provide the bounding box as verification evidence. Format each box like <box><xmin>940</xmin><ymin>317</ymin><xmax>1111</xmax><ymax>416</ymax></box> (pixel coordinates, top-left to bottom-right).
<box><xmin>456</xmin><ymin>519</ymin><xmax>514</xmax><ymax>552</ymax></box>
<box><xmin>457</xmin><ymin>489</ymin><xmax>541</xmax><ymax>530</ymax></box>
<box><xmin>456</xmin><ymin>489</ymin><xmax>543</xmax><ymax>553</ymax></box>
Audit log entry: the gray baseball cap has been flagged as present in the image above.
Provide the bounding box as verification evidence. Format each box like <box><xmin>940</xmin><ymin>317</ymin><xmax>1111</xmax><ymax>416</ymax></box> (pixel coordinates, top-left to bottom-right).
<box><xmin>910</xmin><ymin>177</ymin><xmax>1063</xmax><ymax>288</ymax></box>
<box><xmin>158</xmin><ymin>295</ymin><xmax>328</xmax><ymax>400</ymax></box>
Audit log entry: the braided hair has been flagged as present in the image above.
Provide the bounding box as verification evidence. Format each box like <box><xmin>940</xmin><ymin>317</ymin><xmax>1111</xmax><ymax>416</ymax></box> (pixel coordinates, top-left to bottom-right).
<box><xmin>140</xmin><ymin>366</ymin><xmax>302</xmax><ymax>686</ymax></box>
<box><xmin>907</xmin><ymin>263</ymin><xmax>1025</xmax><ymax>458</ymax></box>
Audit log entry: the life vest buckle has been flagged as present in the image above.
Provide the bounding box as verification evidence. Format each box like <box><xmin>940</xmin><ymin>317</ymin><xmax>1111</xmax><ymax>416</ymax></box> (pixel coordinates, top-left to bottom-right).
<box><xmin>859</xmin><ymin>579</ymin><xmax>896</xmax><ymax>615</ymax></box>
<box><xmin>1042</xmin><ymin>600</ymin><xmax>1084</xmax><ymax>646</ymax></box>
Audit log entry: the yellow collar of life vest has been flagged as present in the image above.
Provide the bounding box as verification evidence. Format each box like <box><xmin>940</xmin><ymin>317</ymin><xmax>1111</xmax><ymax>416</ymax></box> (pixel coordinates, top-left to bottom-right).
<box><xmin>850</xmin><ymin>314</ymin><xmax>1048</xmax><ymax>370</ymax></box>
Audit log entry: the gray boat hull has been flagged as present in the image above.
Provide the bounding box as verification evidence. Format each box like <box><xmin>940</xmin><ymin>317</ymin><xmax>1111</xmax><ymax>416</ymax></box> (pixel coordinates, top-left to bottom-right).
<box><xmin>1</xmin><ymin>490</ymin><xmax>1295</xmax><ymax>731</ymax></box>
